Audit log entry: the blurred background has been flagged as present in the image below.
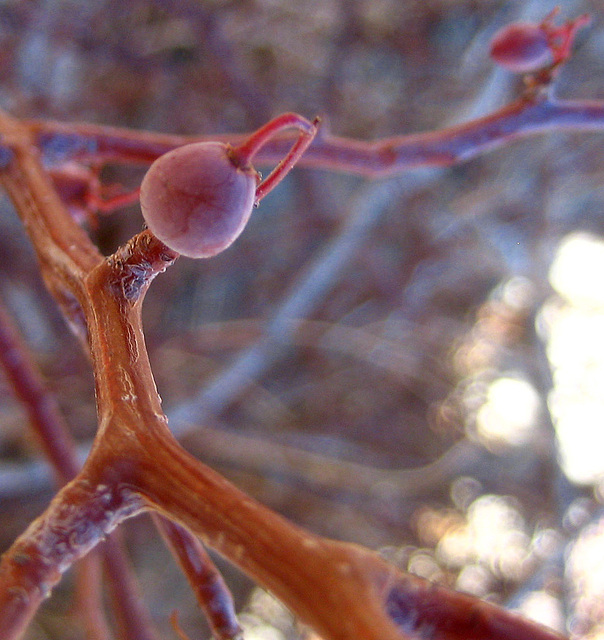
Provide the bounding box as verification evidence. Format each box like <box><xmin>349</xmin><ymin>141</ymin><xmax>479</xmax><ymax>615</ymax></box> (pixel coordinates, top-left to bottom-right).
<box><xmin>0</xmin><ymin>0</ymin><xmax>603</xmax><ymax>638</ymax></box>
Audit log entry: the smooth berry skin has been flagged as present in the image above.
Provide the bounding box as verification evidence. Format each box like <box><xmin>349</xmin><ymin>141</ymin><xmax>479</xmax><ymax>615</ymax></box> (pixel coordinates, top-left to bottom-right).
<box><xmin>140</xmin><ymin>142</ymin><xmax>257</xmax><ymax>258</ymax></box>
<box><xmin>490</xmin><ymin>23</ymin><xmax>552</xmax><ymax>73</ymax></box>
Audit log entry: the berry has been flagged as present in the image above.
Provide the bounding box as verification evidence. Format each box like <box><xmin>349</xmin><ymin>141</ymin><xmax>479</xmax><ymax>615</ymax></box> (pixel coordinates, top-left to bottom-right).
<box><xmin>140</xmin><ymin>142</ymin><xmax>257</xmax><ymax>259</ymax></box>
<box><xmin>139</xmin><ymin>113</ymin><xmax>318</xmax><ymax>259</ymax></box>
<box><xmin>490</xmin><ymin>11</ymin><xmax>591</xmax><ymax>75</ymax></box>
<box><xmin>490</xmin><ymin>23</ymin><xmax>552</xmax><ymax>73</ymax></box>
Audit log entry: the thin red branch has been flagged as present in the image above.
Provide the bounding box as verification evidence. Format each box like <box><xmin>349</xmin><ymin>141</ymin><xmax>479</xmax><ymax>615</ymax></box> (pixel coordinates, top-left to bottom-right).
<box><xmin>75</xmin><ymin>555</ymin><xmax>113</xmax><ymax>640</ymax></box>
<box><xmin>0</xmin><ymin>298</ymin><xmax>80</xmax><ymax>482</ymax></box>
<box><xmin>155</xmin><ymin>516</ymin><xmax>242</xmax><ymax>640</ymax></box>
<box><xmin>25</xmin><ymin>94</ymin><xmax>604</xmax><ymax>179</ymax></box>
<box><xmin>102</xmin><ymin>536</ymin><xmax>161</xmax><ymax>640</ymax></box>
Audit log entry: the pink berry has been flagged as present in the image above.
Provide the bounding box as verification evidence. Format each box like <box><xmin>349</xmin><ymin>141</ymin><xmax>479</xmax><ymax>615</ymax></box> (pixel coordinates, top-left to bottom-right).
<box><xmin>140</xmin><ymin>141</ymin><xmax>257</xmax><ymax>258</ymax></box>
<box><xmin>490</xmin><ymin>23</ymin><xmax>552</xmax><ymax>73</ymax></box>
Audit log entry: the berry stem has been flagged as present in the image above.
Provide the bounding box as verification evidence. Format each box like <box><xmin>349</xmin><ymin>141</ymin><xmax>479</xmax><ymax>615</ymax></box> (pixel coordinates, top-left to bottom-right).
<box><xmin>254</xmin><ymin>116</ymin><xmax>320</xmax><ymax>203</ymax></box>
<box><xmin>542</xmin><ymin>9</ymin><xmax>591</xmax><ymax>67</ymax></box>
<box><xmin>234</xmin><ymin>112</ymin><xmax>316</xmax><ymax>163</ymax></box>
<box><xmin>232</xmin><ymin>112</ymin><xmax>319</xmax><ymax>203</ymax></box>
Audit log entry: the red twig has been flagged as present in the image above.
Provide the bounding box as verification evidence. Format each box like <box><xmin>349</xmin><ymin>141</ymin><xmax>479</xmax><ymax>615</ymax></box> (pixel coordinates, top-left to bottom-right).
<box><xmin>102</xmin><ymin>536</ymin><xmax>161</xmax><ymax>640</ymax></box>
<box><xmin>25</xmin><ymin>94</ymin><xmax>604</xmax><ymax>182</ymax></box>
<box><xmin>0</xmin><ymin>298</ymin><xmax>80</xmax><ymax>483</ymax></box>
<box><xmin>155</xmin><ymin>516</ymin><xmax>242</xmax><ymax>640</ymax></box>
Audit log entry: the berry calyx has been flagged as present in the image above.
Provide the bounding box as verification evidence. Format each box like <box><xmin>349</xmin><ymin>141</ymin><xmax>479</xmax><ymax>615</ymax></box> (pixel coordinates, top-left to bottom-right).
<box><xmin>490</xmin><ymin>9</ymin><xmax>590</xmax><ymax>74</ymax></box>
<box><xmin>490</xmin><ymin>23</ymin><xmax>551</xmax><ymax>73</ymax></box>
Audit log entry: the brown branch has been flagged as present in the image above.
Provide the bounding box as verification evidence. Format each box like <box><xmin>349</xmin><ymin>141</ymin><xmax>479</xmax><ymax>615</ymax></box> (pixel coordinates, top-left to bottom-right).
<box><xmin>0</xmin><ymin>293</ymin><xmax>240</xmax><ymax>639</ymax></box>
<box><xmin>77</xmin><ymin>242</ymin><xmax>566</xmax><ymax>640</ymax></box>
<box><xmin>0</xmin><ymin>288</ymin><xmax>162</xmax><ymax>640</ymax></box>
<box><xmin>0</xmin><ymin>478</ymin><xmax>144</xmax><ymax>640</ymax></box>
<box><xmin>0</xmin><ymin>109</ymin><xmax>100</xmax><ymax>348</ymax></box>
<box><xmin>0</xmin><ymin>118</ymin><xmax>232</xmax><ymax>640</ymax></box>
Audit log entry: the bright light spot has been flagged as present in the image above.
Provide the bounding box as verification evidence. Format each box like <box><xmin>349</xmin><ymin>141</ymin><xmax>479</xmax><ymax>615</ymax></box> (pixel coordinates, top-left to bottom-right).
<box><xmin>548</xmin><ymin>398</ymin><xmax>604</xmax><ymax>485</ymax></box>
<box><xmin>550</xmin><ymin>233</ymin><xmax>604</xmax><ymax>307</ymax></box>
<box><xmin>455</xmin><ymin>563</ymin><xmax>493</xmax><ymax>597</ymax></box>
<box><xmin>566</xmin><ymin>519</ymin><xmax>604</xmax><ymax>638</ymax></box>
<box><xmin>438</xmin><ymin>494</ymin><xmax>530</xmax><ymax>581</ymax></box>
<box><xmin>543</xmin><ymin>232</ymin><xmax>604</xmax><ymax>484</ymax></box>
<box><xmin>476</xmin><ymin>377</ymin><xmax>540</xmax><ymax>446</ymax></box>
<box><xmin>407</xmin><ymin>550</ymin><xmax>443</xmax><ymax>581</ymax></box>
<box><xmin>240</xmin><ymin>588</ymin><xmax>295</xmax><ymax>640</ymax></box>
<box><xmin>243</xmin><ymin>625</ymin><xmax>286</xmax><ymax>640</ymax></box>
<box><xmin>546</xmin><ymin>308</ymin><xmax>604</xmax><ymax>396</ymax></box>
<box><xmin>501</xmin><ymin>276</ymin><xmax>537</xmax><ymax>310</ymax></box>
<box><xmin>518</xmin><ymin>591</ymin><xmax>566</xmax><ymax>632</ymax></box>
